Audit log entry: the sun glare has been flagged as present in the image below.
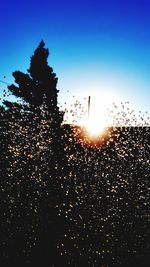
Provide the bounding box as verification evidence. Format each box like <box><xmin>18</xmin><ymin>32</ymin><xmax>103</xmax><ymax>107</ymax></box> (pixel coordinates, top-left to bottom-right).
<box><xmin>85</xmin><ymin>117</ymin><xmax>106</xmax><ymax>136</ymax></box>
<box><xmin>83</xmin><ymin>91</ymin><xmax>119</xmax><ymax>136</ymax></box>
<box><xmin>63</xmin><ymin>90</ymin><xmax>120</xmax><ymax>136</ymax></box>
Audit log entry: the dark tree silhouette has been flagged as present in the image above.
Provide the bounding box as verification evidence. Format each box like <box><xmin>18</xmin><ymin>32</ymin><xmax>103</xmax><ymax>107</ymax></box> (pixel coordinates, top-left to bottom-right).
<box><xmin>7</xmin><ymin>40</ymin><xmax>63</xmax><ymax>125</ymax></box>
<box><xmin>0</xmin><ymin>42</ymin><xmax>68</xmax><ymax>267</ymax></box>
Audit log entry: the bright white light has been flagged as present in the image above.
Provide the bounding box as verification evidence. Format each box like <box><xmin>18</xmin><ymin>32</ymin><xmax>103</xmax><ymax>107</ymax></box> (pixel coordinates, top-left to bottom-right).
<box><xmin>84</xmin><ymin>91</ymin><xmax>119</xmax><ymax>136</ymax></box>
<box><xmin>86</xmin><ymin>118</ymin><xmax>106</xmax><ymax>136</ymax></box>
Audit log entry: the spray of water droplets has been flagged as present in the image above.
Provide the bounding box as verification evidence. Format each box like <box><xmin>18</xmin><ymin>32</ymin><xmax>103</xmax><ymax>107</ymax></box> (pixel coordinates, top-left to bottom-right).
<box><xmin>0</xmin><ymin>83</ymin><xmax>150</xmax><ymax>267</ymax></box>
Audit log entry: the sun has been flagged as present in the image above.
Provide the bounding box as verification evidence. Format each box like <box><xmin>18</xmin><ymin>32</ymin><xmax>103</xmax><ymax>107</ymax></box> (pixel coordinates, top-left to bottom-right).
<box><xmin>83</xmin><ymin>91</ymin><xmax>119</xmax><ymax>136</ymax></box>
<box><xmin>63</xmin><ymin>89</ymin><xmax>120</xmax><ymax>136</ymax></box>
<box><xmin>86</xmin><ymin>117</ymin><xmax>106</xmax><ymax>136</ymax></box>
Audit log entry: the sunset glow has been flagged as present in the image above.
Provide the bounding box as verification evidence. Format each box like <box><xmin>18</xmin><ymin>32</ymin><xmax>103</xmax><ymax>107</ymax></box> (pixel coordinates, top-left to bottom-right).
<box><xmin>82</xmin><ymin>91</ymin><xmax>119</xmax><ymax>136</ymax></box>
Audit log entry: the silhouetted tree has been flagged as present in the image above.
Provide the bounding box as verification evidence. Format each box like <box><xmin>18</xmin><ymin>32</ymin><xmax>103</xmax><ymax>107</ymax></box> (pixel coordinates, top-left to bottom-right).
<box><xmin>0</xmin><ymin>42</ymin><xmax>68</xmax><ymax>267</ymax></box>
<box><xmin>7</xmin><ymin>40</ymin><xmax>63</xmax><ymax>126</ymax></box>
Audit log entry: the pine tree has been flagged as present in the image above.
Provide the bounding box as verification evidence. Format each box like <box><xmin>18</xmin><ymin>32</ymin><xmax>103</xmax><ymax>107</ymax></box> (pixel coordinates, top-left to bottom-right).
<box><xmin>7</xmin><ymin>40</ymin><xmax>63</xmax><ymax>125</ymax></box>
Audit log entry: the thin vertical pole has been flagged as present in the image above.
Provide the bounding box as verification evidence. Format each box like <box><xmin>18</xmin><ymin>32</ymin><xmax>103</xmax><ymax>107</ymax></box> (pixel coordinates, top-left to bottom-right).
<box><xmin>88</xmin><ymin>96</ymin><xmax>91</xmax><ymax>118</ymax></box>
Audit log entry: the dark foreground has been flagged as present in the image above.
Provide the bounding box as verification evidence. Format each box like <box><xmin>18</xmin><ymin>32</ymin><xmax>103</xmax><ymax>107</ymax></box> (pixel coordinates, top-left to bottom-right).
<box><xmin>0</xmin><ymin>122</ymin><xmax>149</xmax><ymax>266</ymax></box>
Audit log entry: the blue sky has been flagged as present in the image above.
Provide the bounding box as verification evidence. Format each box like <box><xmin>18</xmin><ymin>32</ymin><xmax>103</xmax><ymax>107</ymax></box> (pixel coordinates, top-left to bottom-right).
<box><xmin>0</xmin><ymin>0</ymin><xmax>150</xmax><ymax>115</ymax></box>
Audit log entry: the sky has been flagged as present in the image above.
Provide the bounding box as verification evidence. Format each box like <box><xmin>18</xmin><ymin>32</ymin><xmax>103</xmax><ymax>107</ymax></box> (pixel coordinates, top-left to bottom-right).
<box><xmin>0</xmin><ymin>0</ymin><xmax>150</xmax><ymax>124</ymax></box>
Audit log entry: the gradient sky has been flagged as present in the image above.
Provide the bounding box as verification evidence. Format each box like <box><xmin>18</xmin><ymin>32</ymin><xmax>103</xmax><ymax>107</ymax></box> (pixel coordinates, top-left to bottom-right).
<box><xmin>0</xmin><ymin>0</ymin><xmax>150</xmax><ymax>117</ymax></box>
